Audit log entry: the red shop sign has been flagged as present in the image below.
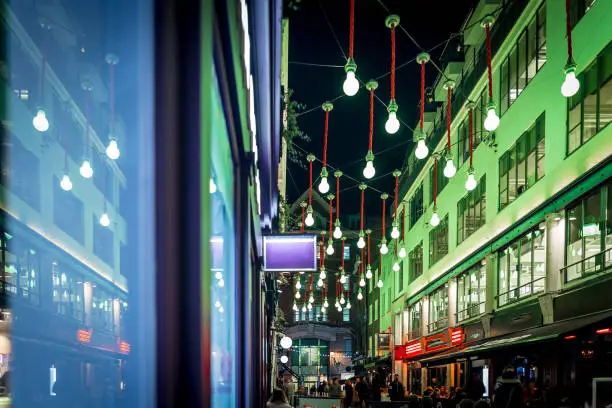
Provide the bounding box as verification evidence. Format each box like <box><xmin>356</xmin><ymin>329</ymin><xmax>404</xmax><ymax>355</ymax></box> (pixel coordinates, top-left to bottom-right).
<box><xmin>450</xmin><ymin>327</ymin><xmax>464</xmax><ymax>346</ymax></box>
<box><xmin>424</xmin><ymin>332</ymin><xmax>449</xmax><ymax>353</ymax></box>
<box><xmin>394</xmin><ymin>340</ymin><xmax>423</xmax><ymax>360</ymax></box>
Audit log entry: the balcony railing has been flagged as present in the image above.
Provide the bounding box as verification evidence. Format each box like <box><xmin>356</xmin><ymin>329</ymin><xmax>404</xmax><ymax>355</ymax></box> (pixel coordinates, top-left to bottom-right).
<box><xmin>497</xmin><ymin>276</ymin><xmax>545</xmax><ymax>307</ymax></box>
<box><xmin>428</xmin><ymin>316</ymin><xmax>448</xmax><ymax>334</ymax></box>
<box><xmin>456</xmin><ymin>301</ymin><xmax>485</xmax><ymax>322</ymax></box>
<box><xmin>561</xmin><ymin>247</ymin><xmax>612</xmax><ymax>284</ymax></box>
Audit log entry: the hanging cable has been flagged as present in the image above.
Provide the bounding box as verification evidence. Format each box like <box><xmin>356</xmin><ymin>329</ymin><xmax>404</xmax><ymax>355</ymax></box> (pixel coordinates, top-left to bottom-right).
<box><xmin>482</xmin><ymin>15</ymin><xmax>500</xmax><ymax>132</ymax></box>
<box><xmin>561</xmin><ymin>0</ymin><xmax>580</xmax><ymax>97</ymax></box>
<box><xmin>485</xmin><ymin>24</ymin><xmax>493</xmax><ymax>100</ymax></box>
<box><xmin>318</xmin><ymin>103</ymin><xmax>333</xmax><ymax>194</ymax></box>
<box><xmin>380</xmin><ymin>193</ymin><xmax>389</xmax><ymax>254</ymax></box>
<box><xmin>363</xmin><ymin>81</ymin><xmax>378</xmax><ymax>179</ymax></box>
<box><xmin>385</xmin><ymin>15</ymin><xmax>401</xmax><ymax>134</ymax></box>
<box><xmin>349</xmin><ymin>0</ymin><xmax>355</xmax><ymax>58</ymax></box>
<box><xmin>300</xmin><ymin>201</ymin><xmax>306</xmax><ymax>232</ymax></box>
<box><xmin>469</xmin><ymin>107</ymin><xmax>474</xmax><ymax>168</ymax></box>
<box><xmin>447</xmin><ymin>86</ymin><xmax>452</xmax><ymax>152</ymax></box>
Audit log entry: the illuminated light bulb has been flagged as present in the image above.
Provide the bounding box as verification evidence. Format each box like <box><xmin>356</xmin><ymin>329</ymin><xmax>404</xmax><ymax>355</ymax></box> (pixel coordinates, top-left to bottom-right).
<box><xmin>337</xmin><ymin>306</ymin><xmax>342</xmax><ymax>312</ymax></box>
<box><xmin>218</xmin><ymin>306</ymin><xmax>224</xmax><ymax>313</ymax></box>
<box><xmin>79</xmin><ymin>160</ymin><xmax>94</xmax><ymax>179</ymax></box>
<box><xmin>324</xmin><ymin>299</ymin><xmax>329</xmax><ymax>308</ymax></box>
<box><xmin>209</xmin><ymin>178</ymin><xmax>217</xmax><ymax>194</ymax></box>
<box><xmin>307</xmin><ymin>303</ymin><xmax>312</xmax><ymax>311</ymax></box>
<box><xmin>561</xmin><ymin>68</ymin><xmax>580</xmax><ymax>97</ymax></box>
<box><xmin>399</xmin><ymin>246</ymin><xmax>407</xmax><ymax>259</ymax></box>
<box><xmin>99</xmin><ymin>213</ymin><xmax>110</xmax><ymax>227</ymax></box>
<box><xmin>390</xmin><ymin>224</ymin><xmax>400</xmax><ymax>239</ymax></box>
<box><xmin>317</xmin><ymin>279</ymin><xmax>324</xmax><ymax>287</ymax></box>
<box><xmin>305</xmin><ymin>212</ymin><xmax>315</xmax><ymax>227</ymax></box>
<box><xmin>363</xmin><ymin>160</ymin><xmax>375</xmax><ymax>179</ymax></box>
<box><xmin>218</xmin><ymin>278</ymin><xmax>225</xmax><ymax>288</ymax></box>
<box><xmin>340</xmin><ymin>274</ymin><xmax>347</xmax><ymax>284</ymax></box>
<box><xmin>443</xmin><ymin>157</ymin><xmax>456</xmax><ymax>178</ymax></box>
<box><xmin>280</xmin><ymin>355</ymin><xmax>289</xmax><ymax>364</ymax></box>
<box><xmin>33</xmin><ymin>109</ymin><xmax>49</xmax><ymax>132</ymax></box>
<box><xmin>366</xmin><ymin>267</ymin><xmax>373</xmax><ymax>279</ymax></box>
<box><xmin>357</xmin><ymin>233</ymin><xmax>366</xmax><ymax>249</ymax></box>
<box><xmin>295</xmin><ymin>291</ymin><xmax>301</xmax><ymax>299</ymax></box>
<box><xmin>465</xmin><ymin>169</ymin><xmax>477</xmax><ymax>191</ymax></box>
<box><xmin>292</xmin><ymin>303</ymin><xmax>298</xmax><ymax>311</ymax></box>
<box><xmin>60</xmin><ymin>174</ymin><xmax>73</xmax><ymax>191</ymax></box>
<box><xmin>385</xmin><ymin>111</ymin><xmax>400</xmax><ymax>134</ymax></box>
<box><xmin>326</xmin><ymin>242</ymin><xmax>334</xmax><ymax>256</ymax></box>
<box><xmin>309</xmin><ymin>294</ymin><xmax>314</xmax><ymax>304</ymax></box>
<box><xmin>484</xmin><ymin>105</ymin><xmax>500</xmax><ymax>131</ymax></box>
<box><xmin>380</xmin><ymin>242</ymin><xmax>389</xmax><ymax>255</ymax></box>
<box><xmin>340</xmin><ymin>296</ymin><xmax>346</xmax><ymax>305</ymax></box>
<box><xmin>393</xmin><ymin>261</ymin><xmax>400</xmax><ymax>272</ymax></box>
<box><xmin>343</xmin><ymin>70</ymin><xmax>359</xmax><ymax>96</ymax></box>
<box><xmin>215</xmin><ymin>300</ymin><xmax>221</xmax><ymax>308</ymax></box>
<box><xmin>333</xmin><ymin>225</ymin><xmax>342</xmax><ymax>239</ymax></box>
<box><xmin>430</xmin><ymin>211</ymin><xmax>440</xmax><ymax>227</ymax></box>
<box><xmin>301</xmin><ymin>305</ymin><xmax>307</xmax><ymax>312</ymax></box>
<box><xmin>318</xmin><ymin>177</ymin><xmax>330</xmax><ymax>194</ymax></box>
<box><xmin>105</xmin><ymin>138</ymin><xmax>120</xmax><ymax>160</ymax></box>
<box><xmin>415</xmin><ymin>137</ymin><xmax>429</xmax><ymax>160</ymax></box>
<box><xmin>346</xmin><ymin>301</ymin><xmax>351</xmax><ymax>309</ymax></box>
<box><xmin>321</xmin><ymin>307</ymin><xmax>326</xmax><ymax>314</ymax></box>
<box><xmin>320</xmin><ymin>268</ymin><xmax>327</xmax><ymax>280</ymax></box>
<box><xmin>359</xmin><ymin>277</ymin><xmax>366</xmax><ymax>287</ymax></box>
<box><xmin>377</xmin><ymin>279</ymin><xmax>383</xmax><ymax>288</ymax></box>
<box><xmin>299</xmin><ymin>271</ymin><xmax>305</xmax><ymax>275</ymax></box>
<box><xmin>215</xmin><ymin>271</ymin><xmax>223</xmax><ymax>280</ymax></box>
<box><xmin>296</xmin><ymin>281</ymin><xmax>302</xmax><ymax>290</ymax></box>
<box><xmin>335</xmin><ymin>300</ymin><xmax>340</xmax><ymax>308</ymax></box>
<box><xmin>357</xmin><ymin>291</ymin><xmax>363</xmax><ymax>300</ymax></box>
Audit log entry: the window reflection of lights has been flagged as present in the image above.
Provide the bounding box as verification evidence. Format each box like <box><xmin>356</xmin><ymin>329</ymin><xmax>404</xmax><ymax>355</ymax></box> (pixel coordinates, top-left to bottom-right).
<box><xmin>217</xmin><ymin>279</ymin><xmax>225</xmax><ymax>288</ymax></box>
<box><xmin>218</xmin><ymin>306</ymin><xmax>224</xmax><ymax>313</ymax></box>
<box><xmin>215</xmin><ymin>271</ymin><xmax>223</xmax><ymax>280</ymax></box>
<box><xmin>214</xmin><ymin>300</ymin><xmax>221</xmax><ymax>308</ymax></box>
<box><xmin>210</xmin><ymin>178</ymin><xmax>217</xmax><ymax>194</ymax></box>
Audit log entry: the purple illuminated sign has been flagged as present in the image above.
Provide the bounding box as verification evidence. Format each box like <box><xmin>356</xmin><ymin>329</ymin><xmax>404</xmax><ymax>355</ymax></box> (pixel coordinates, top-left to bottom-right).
<box><xmin>263</xmin><ymin>234</ymin><xmax>317</xmax><ymax>272</ymax></box>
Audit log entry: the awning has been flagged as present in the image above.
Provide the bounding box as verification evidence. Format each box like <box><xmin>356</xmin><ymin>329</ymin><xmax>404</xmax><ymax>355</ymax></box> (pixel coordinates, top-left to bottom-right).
<box><xmin>420</xmin><ymin>309</ymin><xmax>612</xmax><ymax>366</ymax></box>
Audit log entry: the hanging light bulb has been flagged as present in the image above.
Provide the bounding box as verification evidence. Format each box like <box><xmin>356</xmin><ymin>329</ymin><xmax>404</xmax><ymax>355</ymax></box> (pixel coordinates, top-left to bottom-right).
<box><xmin>430</xmin><ymin>209</ymin><xmax>440</xmax><ymax>227</ymax></box>
<box><xmin>415</xmin><ymin>134</ymin><xmax>429</xmax><ymax>160</ymax></box>
<box><xmin>307</xmin><ymin>303</ymin><xmax>313</xmax><ymax>311</ymax></box>
<box><xmin>218</xmin><ymin>279</ymin><xmax>225</xmax><ymax>288</ymax></box>
<box><xmin>363</xmin><ymin>150</ymin><xmax>376</xmax><ymax>179</ymax></box>
<box><xmin>293</xmin><ymin>302</ymin><xmax>298</xmax><ymax>311</ymax></box>
<box><xmin>324</xmin><ymin>299</ymin><xmax>329</xmax><ymax>308</ymax></box>
<box><xmin>319</xmin><ymin>167</ymin><xmax>330</xmax><ymax>194</ymax></box>
<box><xmin>295</xmin><ymin>291</ymin><xmax>301</xmax><ymax>299</ymax></box>
<box><xmin>309</xmin><ymin>293</ymin><xmax>314</xmax><ymax>304</ymax></box>
<box><xmin>366</xmin><ymin>266</ymin><xmax>373</xmax><ymax>279</ymax></box>
<box><xmin>443</xmin><ymin>156</ymin><xmax>456</xmax><ymax>178</ymax></box>
<box><xmin>321</xmin><ymin>306</ymin><xmax>326</xmax><ymax>314</ymax></box>
<box><xmin>218</xmin><ymin>306</ymin><xmax>224</xmax><ymax>313</ymax></box>
<box><xmin>357</xmin><ymin>291</ymin><xmax>363</xmax><ymax>300</ymax></box>
<box><xmin>357</xmin><ymin>231</ymin><xmax>366</xmax><ymax>249</ymax></box>
<box><xmin>390</xmin><ymin>222</ymin><xmax>400</xmax><ymax>239</ymax></box>
<box><xmin>380</xmin><ymin>239</ymin><xmax>389</xmax><ymax>255</ymax></box>
<box><xmin>317</xmin><ymin>278</ymin><xmax>324</xmax><ymax>287</ymax></box>
<box><xmin>296</xmin><ymin>280</ymin><xmax>302</xmax><ymax>290</ymax></box>
<box><xmin>465</xmin><ymin>167</ymin><xmax>477</xmax><ymax>191</ymax></box>
<box><xmin>215</xmin><ymin>300</ymin><xmax>221</xmax><ymax>308</ymax></box>
<box><xmin>393</xmin><ymin>260</ymin><xmax>400</xmax><ymax>272</ymax></box>
<box><xmin>280</xmin><ymin>355</ymin><xmax>289</xmax><ymax>364</ymax></box>
<box><xmin>99</xmin><ymin>213</ymin><xmax>110</xmax><ymax>227</ymax></box>
<box><xmin>301</xmin><ymin>304</ymin><xmax>307</xmax><ymax>312</ymax></box>
<box><xmin>209</xmin><ymin>178</ymin><xmax>217</xmax><ymax>194</ymax></box>
<box><xmin>340</xmin><ymin>274</ymin><xmax>347</xmax><ymax>284</ymax></box>
<box><xmin>385</xmin><ymin>101</ymin><xmax>400</xmax><ymax>134</ymax></box>
<box><xmin>333</xmin><ymin>224</ymin><xmax>342</xmax><ymax>240</ymax></box>
<box><xmin>359</xmin><ymin>277</ymin><xmax>366</xmax><ymax>287</ymax></box>
<box><xmin>343</xmin><ymin>59</ymin><xmax>359</xmax><ymax>96</ymax></box>
<box><xmin>561</xmin><ymin>65</ymin><xmax>580</xmax><ymax>97</ymax></box>
<box><xmin>346</xmin><ymin>301</ymin><xmax>352</xmax><ymax>310</ymax></box>
<box><xmin>337</xmin><ymin>306</ymin><xmax>342</xmax><ymax>312</ymax></box>
<box><xmin>320</xmin><ymin>267</ymin><xmax>327</xmax><ymax>280</ymax></box>
<box><xmin>79</xmin><ymin>160</ymin><xmax>93</xmax><ymax>179</ymax></box>
<box><xmin>484</xmin><ymin>103</ymin><xmax>500</xmax><ymax>131</ymax></box>
<box><xmin>326</xmin><ymin>240</ymin><xmax>335</xmax><ymax>256</ymax></box>
<box><xmin>105</xmin><ymin>138</ymin><xmax>120</xmax><ymax>160</ymax></box>
<box><xmin>340</xmin><ymin>295</ymin><xmax>346</xmax><ymax>305</ymax></box>
<box><xmin>399</xmin><ymin>246</ymin><xmax>407</xmax><ymax>259</ymax></box>
<box><xmin>305</xmin><ymin>206</ymin><xmax>315</xmax><ymax>227</ymax></box>
<box><xmin>60</xmin><ymin>174</ymin><xmax>73</xmax><ymax>192</ymax></box>
<box><xmin>215</xmin><ymin>271</ymin><xmax>223</xmax><ymax>280</ymax></box>
<box><xmin>377</xmin><ymin>279</ymin><xmax>384</xmax><ymax>288</ymax></box>
<box><xmin>335</xmin><ymin>299</ymin><xmax>340</xmax><ymax>308</ymax></box>
<box><xmin>33</xmin><ymin>109</ymin><xmax>50</xmax><ymax>132</ymax></box>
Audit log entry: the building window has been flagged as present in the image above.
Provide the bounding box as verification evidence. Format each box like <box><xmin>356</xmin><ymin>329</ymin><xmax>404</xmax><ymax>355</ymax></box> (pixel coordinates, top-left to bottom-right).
<box><xmin>1</xmin><ymin>130</ymin><xmax>41</xmax><ymax>211</ymax></box>
<box><xmin>457</xmin><ymin>176</ymin><xmax>487</xmax><ymax>244</ymax></box>
<box><xmin>2</xmin><ymin>239</ymin><xmax>40</xmax><ymax>305</ymax></box>
<box><xmin>53</xmin><ymin>180</ymin><xmax>85</xmax><ymax>244</ymax></box>
<box><xmin>428</xmin><ymin>286</ymin><xmax>449</xmax><ymax>333</ymax></box>
<box><xmin>429</xmin><ymin>216</ymin><xmax>449</xmax><ymax>266</ymax></box>
<box><xmin>92</xmin><ymin>287</ymin><xmax>114</xmax><ymax>332</ymax></box>
<box><xmin>499</xmin><ymin>114</ymin><xmax>545</xmax><ymax>210</ymax></box>
<box><xmin>93</xmin><ymin>217</ymin><xmax>114</xmax><ymax>266</ymax></box>
<box><xmin>397</xmin><ymin>258</ymin><xmax>403</xmax><ymax>293</ymax></box>
<box><xmin>570</xmin><ymin>0</ymin><xmax>598</xmax><ymax>27</ymax></box>
<box><xmin>408</xmin><ymin>301</ymin><xmax>421</xmax><ymax>340</ymax></box>
<box><xmin>429</xmin><ymin>161</ymin><xmax>449</xmax><ymax>205</ymax></box>
<box><xmin>119</xmin><ymin>299</ymin><xmax>128</xmax><ymax>338</ymax></box>
<box><xmin>291</xmin><ymin>338</ymin><xmax>329</xmax><ymax>383</ymax></box>
<box><xmin>409</xmin><ymin>184</ymin><xmax>424</xmax><ymax>229</ymax></box>
<box><xmin>344</xmin><ymin>338</ymin><xmax>352</xmax><ymax>355</ymax></box>
<box><xmin>51</xmin><ymin>262</ymin><xmax>84</xmax><ymax>322</ymax></box>
<box><xmin>457</xmin><ymin>112</ymin><xmax>482</xmax><ymax>169</ymax></box>
<box><xmin>409</xmin><ymin>242</ymin><xmax>423</xmax><ymax>283</ymax></box>
<box><xmin>500</xmin><ymin>3</ymin><xmax>547</xmax><ymax>114</ymax></box>
<box><xmin>457</xmin><ymin>261</ymin><xmax>486</xmax><ymax>322</ymax></box>
<box><xmin>564</xmin><ymin>180</ymin><xmax>612</xmax><ymax>283</ymax></box>
<box><xmin>497</xmin><ymin>229</ymin><xmax>546</xmax><ymax>307</ymax></box>
<box><xmin>567</xmin><ymin>43</ymin><xmax>612</xmax><ymax>155</ymax></box>
<box><xmin>343</xmin><ymin>307</ymin><xmax>350</xmax><ymax>322</ymax></box>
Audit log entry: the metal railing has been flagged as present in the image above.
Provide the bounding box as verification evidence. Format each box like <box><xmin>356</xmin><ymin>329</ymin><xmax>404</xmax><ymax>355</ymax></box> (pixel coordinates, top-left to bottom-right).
<box><xmin>428</xmin><ymin>317</ymin><xmax>449</xmax><ymax>334</ymax></box>
<box><xmin>497</xmin><ymin>276</ymin><xmax>545</xmax><ymax>307</ymax></box>
<box><xmin>456</xmin><ymin>301</ymin><xmax>485</xmax><ymax>322</ymax></box>
<box><xmin>561</xmin><ymin>247</ymin><xmax>612</xmax><ymax>284</ymax></box>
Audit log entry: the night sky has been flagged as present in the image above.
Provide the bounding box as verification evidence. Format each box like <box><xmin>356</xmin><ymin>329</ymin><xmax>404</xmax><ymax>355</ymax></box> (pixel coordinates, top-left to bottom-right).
<box><xmin>285</xmin><ymin>0</ymin><xmax>476</xmax><ymax>216</ymax></box>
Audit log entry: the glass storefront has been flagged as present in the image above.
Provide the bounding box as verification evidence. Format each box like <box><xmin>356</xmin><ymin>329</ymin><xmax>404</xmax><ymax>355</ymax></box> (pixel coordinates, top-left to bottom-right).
<box><xmin>428</xmin><ymin>286</ymin><xmax>449</xmax><ymax>333</ymax></box>
<box><xmin>457</xmin><ymin>260</ymin><xmax>486</xmax><ymax>322</ymax></box>
<box><xmin>291</xmin><ymin>338</ymin><xmax>330</xmax><ymax>389</ymax></box>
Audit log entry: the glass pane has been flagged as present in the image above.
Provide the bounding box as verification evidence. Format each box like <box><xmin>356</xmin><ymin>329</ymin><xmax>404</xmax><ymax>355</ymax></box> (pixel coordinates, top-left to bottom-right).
<box><xmin>537</xmin><ymin>5</ymin><xmax>547</xmax><ymax>70</ymax></box>
<box><xmin>527</xmin><ymin>18</ymin><xmax>537</xmax><ymax>82</ymax></box>
<box><xmin>517</xmin><ymin>32</ymin><xmax>527</xmax><ymax>97</ymax></box>
<box><xmin>498</xmin><ymin>251</ymin><xmax>508</xmax><ymax>306</ymax></box>
<box><xmin>519</xmin><ymin>235</ymin><xmax>533</xmax><ymax>297</ymax></box>
<box><xmin>599</xmin><ymin>77</ymin><xmax>612</xmax><ymax>130</ymax></box>
<box><xmin>508</xmin><ymin>242</ymin><xmax>520</xmax><ymax>302</ymax></box>
<box><xmin>567</xmin><ymin>201</ymin><xmax>584</xmax><ymax>276</ymax></box>
<box><xmin>532</xmin><ymin>231</ymin><xmax>546</xmax><ymax>293</ymax></box>
<box><xmin>501</xmin><ymin>58</ymin><xmax>509</xmax><ymax>114</ymax></box>
<box><xmin>509</xmin><ymin>46</ymin><xmax>518</xmax><ymax>105</ymax></box>
<box><xmin>508</xmin><ymin>148</ymin><xmax>517</xmax><ymax>204</ymax></box>
<box><xmin>584</xmin><ymin>190</ymin><xmax>603</xmax><ymax>270</ymax></box>
<box><xmin>607</xmin><ymin>182</ymin><xmax>612</xmax><ymax>251</ymax></box>
<box><xmin>527</xmin><ymin>128</ymin><xmax>537</xmax><ymax>188</ymax></box>
<box><xmin>583</xmin><ymin>67</ymin><xmax>598</xmax><ymax>143</ymax></box>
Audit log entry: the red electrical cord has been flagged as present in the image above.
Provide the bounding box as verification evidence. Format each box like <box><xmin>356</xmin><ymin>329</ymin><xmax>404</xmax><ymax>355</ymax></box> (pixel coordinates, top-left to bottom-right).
<box><xmin>328</xmin><ymin>198</ymin><xmax>333</xmax><ymax>236</ymax></box>
<box><xmin>485</xmin><ymin>23</ymin><xmax>493</xmax><ymax>99</ymax></box>
<box><xmin>319</xmin><ymin>240</ymin><xmax>324</xmax><ymax>268</ymax></box>
<box><xmin>323</xmin><ymin>110</ymin><xmax>330</xmax><ymax>167</ymax></box>
<box><xmin>341</xmin><ymin>240</ymin><xmax>345</xmax><ymax>269</ymax></box>
<box><xmin>447</xmin><ymin>86</ymin><xmax>452</xmax><ymax>152</ymax></box>
<box><xmin>381</xmin><ymin>196</ymin><xmax>387</xmax><ymax>238</ymax></box>
<box><xmin>433</xmin><ymin>159</ymin><xmax>438</xmax><ymax>206</ymax></box>
<box><xmin>336</xmin><ymin>176</ymin><xmax>340</xmax><ymax>220</ymax></box>
<box><xmin>565</xmin><ymin>0</ymin><xmax>574</xmax><ymax>62</ymax></box>
<box><xmin>401</xmin><ymin>203</ymin><xmax>405</xmax><ymax>240</ymax></box>
<box><xmin>360</xmin><ymin>248</ymin><xmax>365</xmax><ymax>275</ymax></box>
<box><xmin>360</xmin><ymin>187</ymin><xmax>365</xmax><ymax>231</ymax></box>
<box><xmin>308</xmin><ymin>159</ymin><xmax>313</xmax><ymax>205</ymax></box>
<box><xmin>367</xmin><ymin>232</ymin><xmax>371</xmax><ymax>265</ymax></box>
<box><xmin>394</xmin><ymin>175</ymin><xmax>399</xmax><ymax>219</ymax></box>
<box><xmin>469</xmin><ymin>108</ymin><xmax>474</xmax><ymax>167</ymax></box>
<box><xmin>369</xmin><ymin>88</ymin><xmax>375</xmax><ymax>151</ymax></box>
<box><xmin>420</xmin><ymin>62</ymin><xmax>425</xmax><ymax>130</ymax></box>
<box><xmin>349</xmin><ymin>0</ymin><xmax>355</xmax><ymax>58</ymax></box>
<box><xmin>390</xmin><ymin>26</ymin><xmax>396</xmax><ymax>100</ymax></box>
<box><xmin>301</xmin><ymin>206</ymin><xmax>305</xmax><ymax>232</ymax></box>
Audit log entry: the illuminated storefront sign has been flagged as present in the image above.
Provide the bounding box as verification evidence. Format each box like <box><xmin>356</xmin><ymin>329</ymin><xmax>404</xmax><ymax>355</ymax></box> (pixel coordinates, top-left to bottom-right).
<box><xmin>394</xmin><ymin>340</ymin><xmax>423</xmax><ymax>360</ymax></box>
<box><xmin>77</xmin><ymin>329</ymin><xmax>92</xmax><ymax>343</ymax></box>
<box><xmin>425</xmin><ymin>332</ymin><xmax>448</xmax><ymax>352</ymax></box>
<box><xmin>119</xmin><ymin>341</ymin><xmax>131</xmax><ymax>354</ymax></box>
<box><xmin>450</xmin><ymin>327</ymin><xmax>464</xmax><ymax>346</ymax></box>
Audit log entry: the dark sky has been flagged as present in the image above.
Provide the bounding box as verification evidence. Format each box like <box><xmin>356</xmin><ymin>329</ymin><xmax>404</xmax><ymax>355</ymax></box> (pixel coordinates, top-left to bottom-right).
<box><xmin>285</xmin><ymin>0</ymin><xmax>475</xmax><ymax>216</ymax></box>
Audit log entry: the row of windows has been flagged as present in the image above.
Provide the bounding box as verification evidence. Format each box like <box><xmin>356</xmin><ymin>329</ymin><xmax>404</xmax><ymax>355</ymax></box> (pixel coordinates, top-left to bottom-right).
<box><xmin>457</xmin><ymin>176</ymin><xmax>486</xmax><ymax>244</ymax></box>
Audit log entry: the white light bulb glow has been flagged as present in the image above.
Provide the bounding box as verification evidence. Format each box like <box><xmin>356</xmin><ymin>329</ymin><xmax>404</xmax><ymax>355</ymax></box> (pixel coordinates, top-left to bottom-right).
<box><xmin>430</xmin><ymin>211</ymin><xmax>440</xmax><ymax>227</ymax></box>
<box><xmin>399</xmin><ymin>247</ymin><xmax>407</xmax><ymax>259</ymax></box>
<box><xmin>60</xmin><ymin>174</ymin><xmax>73</xmax><ymax>191</ymax></box>
<box><xmin>359</xmin><ymin>278</ymin><xmax>366</xmax><ymax>287</ymax></box>
<box><xmin>99</xmin><ymin>213</ymin><xmax>110</xmax><ymax>227</ymax></box>
<box><xmin>377</xmin><ymin>279</ymin><xmax>383</xmax><ymax>288</ymax></box>
<box><xmin>301</xmin><ymin>305</ymin><xmax>307</xmax><ymax>312</ymax></box>
<box><xmin>33</xmin><ymin>109</ymin><xmax>49</xmax><ymax>132</ymax></box>
<box><xmin>393</xmin><ymin>262</ymin><xmax>400</xmax><ymax>272</ymax></box>
<box><xmin>79</xmin><ymin>160</ymin><xmax>94</xmax><ymax>179</ymax></box>
<box><xmin>380</xmin><ymin>243</ymin><xmax>388</xmax><ymax>255</ymax></box>
<box><xmin>324</xmin><ymin>300</ymin><xmax>329</xmax><ymax>308</ymax></box>
<box><xmin>320</xmin><ymin>270</ymin><xmax>327</xmax><ymax>280</ymax></box>
<box><xmin>484</xmin><ymin>107</ymin><xmax>500</xmax><ymax>131</ymax></box>
<box><xmin>215</xmin><ymin>271</ymin><xmax>223</xmax><ymax>280</ymax></box>
<box><xmin>309</xmin><ymin>294</ymin><xmax>314</xmax><ymax>304</ymax></box>
<box><xmin>343</xmin><ymin>71</ymin><xmax>359</xmax><ymax>96</ymax></box>
<box><xmin>296</xmin><ymin>281</ymin><xmax>302</xmax><ymax>289</ymax></box>
<box><xmin>346</xmin><ymin>302</ymin><xmax>351</xmax><ymax>309</ymax></box>
<box><xmin>333</xmin><ymin>226</ymin><xmax>342</xmax><ymax>239</ymax></box>
<box><xmin>363</xmin><ymin>160</ymin><xmax>376</xmax><ymax>179</ymax></box>
<box><xmin>357</xmin><ymin>236</ymin><xmax>366</xmax><ymax>249</ymax></box>
<box><xmin>305</xmin><ymin>212</ymin><xmax>315</xmax><ymax>227</ymax></box>
<box><xmin>105</xmin><ymin>139</ymin><xmax>120</xmax><ymax>160</ymax></box>
<box><xmin>293</xmin><ymin>303</ymin><xmax>298</xmax><ymax>311</ymax></box>
<box><xmin>280</xmin><ymin>355</ymin><xmax>289</xmax><ymax>364</ymax></box>
<box><xmin>366</xmin><ymin>268</ymin><xmax>373</xmax><ymax>279</ymax></box>
<box><xmin>280</xmin><ymin>336</ymin><xmax>293</xmax><ymax>349</ymax></box>
<box><xmin>218</xmin><ymin>279</ymin><xmax>225</xmax><ymax>288</ymax></box>
<box><xmin>337</xmin><ymin>306</ymin><xmax>342</xmax><ymax>312</ymax></box>
<box><xmin>415</xmin><ymin>138</ymin><xmax>429</xmax><ymax>159</ymax></box>
<box><xmin>357</xmin><ymin>292</ymin><xmax>363</xmax><ymax>300</ymax></box>
<box><xmin>326</xmin><ymin>243</ymin><xmax>334</xmax><ymax>255</ymax></box>
<box><xmin>318</xmin><ymin>177</ymin><xmax>330</xmax><ymax>194</ymax></box>
<box><xmin>317</xmin><ymin>279</ymin><xmax>324</xmax><ymax>287</ymax></box>
<box><xmin>465</xmin><ymin>172</ymin><xmax>477</xmax><ymax>191</ymax></box>
<box><xmin>215</xmin><ymin>300</ymin><xmax>221</xmax><ymax>308</ymax></box>
<box><xmin>209</xmin><ymin>178</ymin><xmax>217</xmax><ymax>194</ymax></box>
<box><xmin>561</xmin><ymin>71</ymin><xmax>580</xmax><ymax>97</ymax></box>
<box><xmin>385</xmin><ymin>111</ymin><xmax>400</xmax><ymax>134</ymax></box>
<box><xmin>340</xmin><ymin>297</ymin><xmax>346</xmax><ymax>305</ymax></box>
<box><xmin>391</xmin><ymin>226</ymin><xmax>400</xmax><ymax>239</ymax></box>
<box><xmin>295</xmin><ymin>292</ymin><xmax>301</xmax><ymax>299</ymax></box>
<box><xmin>443</xmin><ymin>158</ymin><xmax>456</xmax><ymax>178</ymax></box>
<box><xmin>340</xmin><ymin>274</ymin><xmax>347</xmax><ymax>284</ymax></box>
